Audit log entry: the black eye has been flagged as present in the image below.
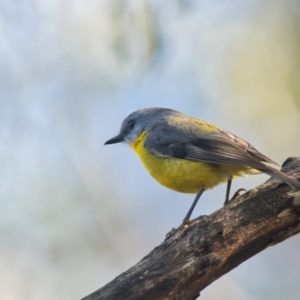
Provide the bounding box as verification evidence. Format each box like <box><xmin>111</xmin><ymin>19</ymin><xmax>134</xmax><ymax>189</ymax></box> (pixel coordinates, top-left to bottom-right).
<box><xmin>128</xmin><ymin>120</ymin><xmax>135</xmax><ymax>129</ymax></box>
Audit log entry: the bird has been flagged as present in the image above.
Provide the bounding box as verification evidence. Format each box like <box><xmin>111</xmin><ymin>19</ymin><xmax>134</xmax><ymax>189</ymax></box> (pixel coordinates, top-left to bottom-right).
<box><xmin>104</xmin><ymin>107</ymin><xmax>300</xmax><ymax>226</ymax></box>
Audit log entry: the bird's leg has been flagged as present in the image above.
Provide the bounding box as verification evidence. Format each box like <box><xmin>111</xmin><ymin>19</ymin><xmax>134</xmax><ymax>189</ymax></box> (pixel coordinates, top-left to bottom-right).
<box><xmin>224</xmin><ymin>178</ymin><xmax>247</xmax><ymax>205</ymax></box>
<box><xmin>224</xmin><ymin>178</ymin><xmax>232</xmax><ymax>205</ymax></box>
<box><xmin>165</xmin><ymin>189</ymin><xmax>205</xmax><ymax>239</ymax></box>
<box><xmin>181</xmin><ymin>188</ymin><xmax>204</xmax><ymax>226</ymax></box>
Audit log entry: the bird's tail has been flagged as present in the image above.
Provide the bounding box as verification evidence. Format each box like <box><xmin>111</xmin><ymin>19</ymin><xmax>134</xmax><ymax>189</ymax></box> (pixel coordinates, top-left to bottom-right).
<box><xmin>258</xmin><ymin>166</ymin><xmax>300</xmax><ymax>190</ymax></box>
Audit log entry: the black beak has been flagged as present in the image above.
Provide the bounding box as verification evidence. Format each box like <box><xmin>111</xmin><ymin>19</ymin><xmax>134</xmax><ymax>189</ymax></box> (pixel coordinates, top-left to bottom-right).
<box><xmin>104</xmin><ymin>133</ymin><xmax>126</xmax><ymax>145</ymax></box>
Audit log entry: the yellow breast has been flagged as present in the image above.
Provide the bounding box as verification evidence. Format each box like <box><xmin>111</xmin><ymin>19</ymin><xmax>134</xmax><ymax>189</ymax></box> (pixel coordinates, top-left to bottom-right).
<box><xmin>129</xmin><ymin>131</ymin><xmax>256</xmax><ymax>194</ymax></box>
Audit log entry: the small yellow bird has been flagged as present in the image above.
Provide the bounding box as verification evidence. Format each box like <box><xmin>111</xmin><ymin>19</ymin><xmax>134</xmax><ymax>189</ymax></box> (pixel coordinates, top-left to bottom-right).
<box><xmin>105</xmin><ymin>107</ymin><xmax>300</xmax><ymax>225</ymax></box>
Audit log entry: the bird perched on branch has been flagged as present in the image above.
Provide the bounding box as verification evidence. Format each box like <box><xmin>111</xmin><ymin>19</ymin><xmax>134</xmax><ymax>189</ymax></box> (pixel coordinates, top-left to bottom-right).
<box><xmin>105</xmin><ymin>107</ymin><xmax>300</xmax><ymax>226</ymax></box>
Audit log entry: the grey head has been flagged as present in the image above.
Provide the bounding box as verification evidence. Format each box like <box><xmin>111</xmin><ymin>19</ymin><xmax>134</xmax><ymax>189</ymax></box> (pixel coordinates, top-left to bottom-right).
<box><xmin>104</xmin><ymin>107</ymin><xmax>179</xmax><ymax>146</ymax></box>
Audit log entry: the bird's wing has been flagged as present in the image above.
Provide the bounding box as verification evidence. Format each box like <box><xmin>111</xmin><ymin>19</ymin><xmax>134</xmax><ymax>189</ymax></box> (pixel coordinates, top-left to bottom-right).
<box><xmin>145</xmin><ymin>122</ymin><xmax>300</xmax><ymax>190</ymax></box>
<box><xmin>145</xmin><ymin>123</ymin><xmax>275</xmax><ymax>170</ymax></box>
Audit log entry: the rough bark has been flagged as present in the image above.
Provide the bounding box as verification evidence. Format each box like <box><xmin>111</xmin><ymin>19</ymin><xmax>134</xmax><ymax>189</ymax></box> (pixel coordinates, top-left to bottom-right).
<box><xmin>82</xmin><ymin>157</ymin><xmax>300</xmax><ymax>300</ymax></box>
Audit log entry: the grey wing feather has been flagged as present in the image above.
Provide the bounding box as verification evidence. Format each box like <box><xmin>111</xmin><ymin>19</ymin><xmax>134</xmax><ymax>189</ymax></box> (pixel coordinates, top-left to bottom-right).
<box><xmin>145</xmin><ymin>123</ymin><xmax>300</xmax><ymax>190</ymax></box>
<box><xmin>146</xmin><ymin>124</ymin><xmax>275</xmax><ymax>169</ymax></box>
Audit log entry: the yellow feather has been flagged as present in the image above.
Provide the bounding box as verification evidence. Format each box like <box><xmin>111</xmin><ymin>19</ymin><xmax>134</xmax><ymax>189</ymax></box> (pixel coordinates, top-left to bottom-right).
<box><xmin>130</xmin><ymin>131</ymin><xmax>258</xmax><ymax>193</ymax></box>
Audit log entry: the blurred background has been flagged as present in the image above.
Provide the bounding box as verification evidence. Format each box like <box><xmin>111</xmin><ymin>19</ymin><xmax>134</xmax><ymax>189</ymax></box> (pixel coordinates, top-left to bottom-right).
<box><xmin>1</xmin><ymin>0</ymin><xmax>300</xmax><ymax>299</ymax></box>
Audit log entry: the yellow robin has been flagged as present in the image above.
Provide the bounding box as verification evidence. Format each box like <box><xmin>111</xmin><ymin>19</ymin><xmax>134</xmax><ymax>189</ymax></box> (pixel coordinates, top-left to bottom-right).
<box><xmin>105</xmin><ymin>107</ymin><xmax>300</xmax><ymax>225</ymax></box>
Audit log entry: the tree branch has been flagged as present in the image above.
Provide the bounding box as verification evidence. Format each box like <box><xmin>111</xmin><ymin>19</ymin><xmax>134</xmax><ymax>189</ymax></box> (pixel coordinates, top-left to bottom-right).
<box><xmin>82</xmin><ymin>157</ymin><xmax>300</xmax><ymax>300</ymax></box>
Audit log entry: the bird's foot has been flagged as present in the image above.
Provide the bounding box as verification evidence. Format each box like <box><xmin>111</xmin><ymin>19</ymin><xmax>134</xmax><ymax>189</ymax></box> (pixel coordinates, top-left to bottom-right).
<box><xmin>224</xmin><ymin>188</ymin><xmax>247</xmax><ymax>205</ymax></box>
<box><xmin>165</xmin><ymin>215</ymin><xmax>208</xmax><ymax>241</ymax></box>
<box><xmin>230</xmin><ymin>188</ymin><xmax>247</xmax><ymax>201</ymax></box>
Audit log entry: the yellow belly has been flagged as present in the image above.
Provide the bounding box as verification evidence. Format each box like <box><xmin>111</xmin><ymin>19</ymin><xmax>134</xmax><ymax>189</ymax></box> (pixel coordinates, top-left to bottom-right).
<box><xmin>130</xmin><ymin>131</ymin><xmax>258</xmax><ymax>194</ymax></box>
